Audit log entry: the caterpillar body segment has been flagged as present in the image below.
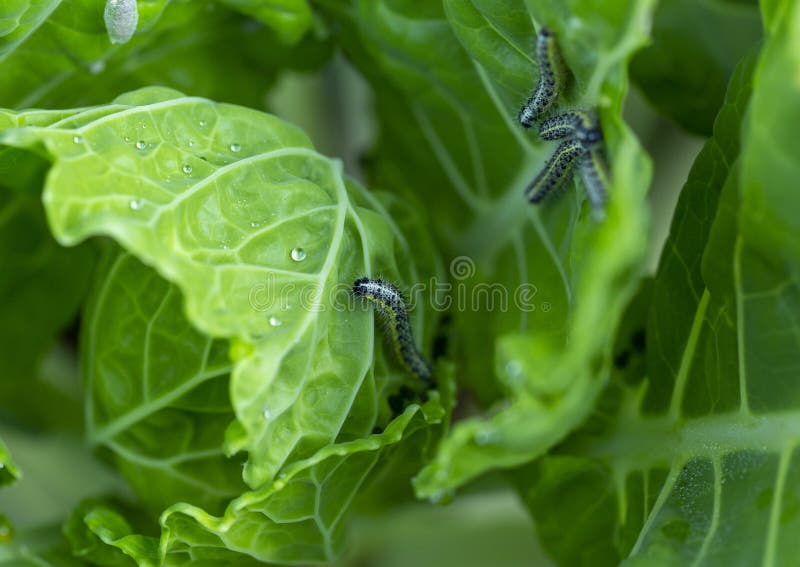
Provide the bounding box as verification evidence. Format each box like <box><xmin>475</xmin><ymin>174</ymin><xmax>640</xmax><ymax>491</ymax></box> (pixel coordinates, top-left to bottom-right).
<box><xmin>352</xmin><ymin>278</ymin><xmax>434</xmax><ymax>388</ymax></box>
<box><xmin>518</xmin><ymin>27</ymin><xmax>567</xmax><ymax>128</ymax></box>
<box><xmin>539</xmin><ymin>109</ymin><xmax>603</xmax><ymax>149</ymax></box>
<box><xmin>525</xmin><ymin>139</ymin><xmax>584</xmax><ymax>203</ymax></box>
<box><xmin>577</xmin><ymin>149</ymin><xmax>610</xmax><ymax>220</ymax></box>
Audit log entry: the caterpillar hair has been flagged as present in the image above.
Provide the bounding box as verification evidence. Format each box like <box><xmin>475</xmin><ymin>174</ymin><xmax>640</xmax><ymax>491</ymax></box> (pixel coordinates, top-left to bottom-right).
<box><xmin>518</xmin><ymin>26</ymin><xmax>567</xmax><ymax>128</ymax></box>
<box><xmin>539</xmin><ymin>109</ymin><xmax>603</xmax><ymax>149</ymax></box>
<box><xmin>577</xmin><ymin>149</ymin><xmax>610</xmax><ymax>220</ymax></box>
<box><xmin>525</xmin><ymin>138</ymin><xmax>584</xmax><ymax>203</ymax></box>
<box><xmin>352</xmin><ymin>278</ymin><xmax>434</xmax><ymax>388</ymax></box>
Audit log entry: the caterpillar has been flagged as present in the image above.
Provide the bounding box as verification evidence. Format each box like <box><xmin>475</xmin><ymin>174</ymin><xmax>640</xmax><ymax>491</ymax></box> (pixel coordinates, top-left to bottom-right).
<box><xmin>539</xmin><ymin>109</ymin><xmax>603</xmax><ymax>149</ymax></box>
<box><xmin>577</xmin><ymin>149</ymin><xmax>610</xmax><ymax>220</ymax></box>
<box><xmin>352</xmin><ymin>278</ymin><xmax>434</xmax><ymax>388</ymax></box>
<box><xmin>525</xmin><ymin>138</ymin><xmax>584</xmax><ymax>203</ymax></box>
<box><xmin>104</xmin><ymin>0</ymin><xmax>139</xmax><ymax>45</ymax></box>
<box><xmin>518</xmin><ymin>27</ymin><xmax>567</xmax><ymax>128</ymax></box>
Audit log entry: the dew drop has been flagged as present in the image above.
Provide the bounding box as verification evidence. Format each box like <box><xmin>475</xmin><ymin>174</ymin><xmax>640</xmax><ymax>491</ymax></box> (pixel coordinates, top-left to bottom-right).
<box><xmin>135</xmin><ymin>140</ymin><xmax>146</xmax><ymax>150</ymax></box>
<box><xmin>290</xmin><ymin>247</ymin><xmax>306</xmax><ymax>262</ymax></box>
<box><xmin>123</xmin><ymin>136</ymin><xmax>131</xmax><ymax>142</ymax></box>
<box><xmin>182</xmin><ymin>164</ymin><xmax>193</xmax><ymax>174</ymax></box>
<box><xmin>269</xmin><ymin>316</ymin><xmax>282</xmax><ymax>327</ymax></box>
<box><xmin>0</xmin><ymin>463</ymin><xmax>4</xmax><ymax>470</ymax></box>
<box><xmin>72</xmin><ymin>135</ymin><xmax>83</xmax><ymax>144</ymax></box>
<box><xmin>229</xmin><ymin>143</ymin><xmax>241</xmax><ymax>153</ymax></box>
<box><xmin>129</xmin><ymin>198</ymin><xmax>143</xmax><ymax>210</ymax></box>
<box><xmin>249</xmin><ymin>221</ymin><xmax>260</xmax><ymax>228</ymax></box>
<box><xmin>199</xmin><ymin>120</ymin><xmax>207</xmax><ymax>127</ymax></box>
<box><xmin>262</xmin><ymin>407</ymin><xmax>273</xmax><ymax>419</ymax></box>
<box><xmin>188</xmin><ymin>139</ymin><xmax>195</xmax><ymax>147</ymax></box>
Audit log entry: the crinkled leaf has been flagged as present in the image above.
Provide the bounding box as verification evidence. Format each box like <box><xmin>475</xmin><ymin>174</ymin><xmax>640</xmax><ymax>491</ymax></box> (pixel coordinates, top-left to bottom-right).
<box><xmin>512</xmin><ymin>2</ymin><xmax>800</xmax><ymax>562</ymax></box>
<box><xmin>630</xmin><ymin>0</ymin><xmax>762</xmax><ymax>134</ymax></box>
<box><xmin>0</xmin><ymin>86</ymin><xmax>439</xmax><ymax>490</ymax></box>
<box><xmin>64</xmin><ymin>502</ymin><xmax>158</xmax><ymax>567</ymax></box>
<box><xmin>319</xmin><ymin>0</ymin><xmax>654</xmax><ymax>498</ymax></box>
<box><xmin>65</xmin><ymin>397</ymin><xmax>447</xmax><ymax>566</ymax></box>
<box><xmin>83</xmin><ymin>248</ymin><xmax>245</xmax><ymax>515</ymax></box>
<box><xmin>158</xmin><ymin>399</ymin><xmax>445</xmax><ymax>565</ymax></box>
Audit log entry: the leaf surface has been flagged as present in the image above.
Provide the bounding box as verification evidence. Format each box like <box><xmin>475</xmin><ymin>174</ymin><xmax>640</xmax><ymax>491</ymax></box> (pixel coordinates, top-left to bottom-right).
<box><xmin>317</xmin><ymin>0</ymin><xmax>655</xmax><ymax>497</ymax></box>
<box><xmin>513</xmin><ymin>1</ymin><xmax>800</xmax><ymax>562</ymax></box>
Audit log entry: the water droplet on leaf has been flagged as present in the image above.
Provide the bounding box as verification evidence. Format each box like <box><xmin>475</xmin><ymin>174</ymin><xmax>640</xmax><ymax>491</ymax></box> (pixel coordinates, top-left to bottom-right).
<box><xmin>229</xmin><ymin>143</ymin><xmax>241</xmax><ymax>152</ymax></box>
<box><xmin>182</xmin><ymin>164</ymin><xmax>192</xmax><ymax>174</ymax></box>
<box><xmin>129</xmin><ymin>199</ymin><xmax>143</xmax><ymax>210</ymax></box>
<box><xmin>269</xmin><ymin>316</ymin><xmax>281</xmax><ymax>327</ymax></box>
<box><xmin>72</xmin><ymin>135</ymin><xmax>83</xmax><ymax>144</ymax></box>
<box><xmin>290</xmin><ymin>248</ymin><xmax>306</xmax><ymax>262</ymax></box>
<box><xmin>135</xmin><ymin>140</ymin><xmax>146</xmax><ymax>150</ymax></box>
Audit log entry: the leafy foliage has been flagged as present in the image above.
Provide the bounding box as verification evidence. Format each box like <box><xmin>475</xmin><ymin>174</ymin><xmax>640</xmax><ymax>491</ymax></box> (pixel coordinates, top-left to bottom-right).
<box><xmin>630</xmin><ymin>0</ymin><xmax>762</xmax><ymax>135</ymax></box>
<box><xmin>512</xmin><ymin>4</ymin><xmax>800</xmax><ymax>565</ymax></box>
<box><xmin>0</xmin><ymin>0</ymin><xmax>798</xmax><ymax>565</ymax></box>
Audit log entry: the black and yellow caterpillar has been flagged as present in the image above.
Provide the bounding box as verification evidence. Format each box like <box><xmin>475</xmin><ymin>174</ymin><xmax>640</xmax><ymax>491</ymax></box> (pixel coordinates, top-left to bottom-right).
<box><xmin>352</xmin><ymin>278</ymin><xmax>434</xmax><ymax>388</ymax></box>
<box><xmin>518</xmin><ymin>27</ymin><xmax>611</xmax><ymax>220</ymax></box>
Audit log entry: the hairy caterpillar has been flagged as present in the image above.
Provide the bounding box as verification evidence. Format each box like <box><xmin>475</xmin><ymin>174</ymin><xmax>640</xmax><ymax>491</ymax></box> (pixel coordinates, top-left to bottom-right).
<box><xmin>352</xmin><ymin>278</ymin><xmax>434</xmax><ymax>388</ymax></box>
<box><xmin>577</xmin><ymin>149</ymin><xmax>610</xmax><ymax>220</ymax></box>
<box><xmin>525</xmin><ymin>139</ymin><xmax>584</xmax><ymax>203</ymax></box>
<box><xmin>518</xmin><ymin>27</ymin><xmax>567</xmax><ymax>128</ymax></box>
<box><xmin>539</xmin><ymin>109</ymin><xmax>603</xmax><ymax>149</ymax></box>
<box><xmin>104</xmin><ymin>0</ymin><xmax>138</xmax><ymax>45</ymax></box>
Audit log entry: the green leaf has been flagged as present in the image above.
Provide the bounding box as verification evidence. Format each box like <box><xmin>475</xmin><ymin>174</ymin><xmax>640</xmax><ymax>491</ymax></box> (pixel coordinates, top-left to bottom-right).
<box><xmin>0</xmin><ymin>525</ymin><xmax>87</xmax><ymax>567</ymax></box>
<box><xmin>0</xmin><ymin>0</ymin><xmax>61</xmax><ymax>61</ymax></box>
<box><xmin>0</xmin><ymin>179</ymin><xmax>95</xmax><ymax>431</ymax></box>
<box><xmin>64</xmin><ymin>397</ymin><xmax>447</xmax><ymax>565</ymax></box>
<box><xmin>64</xmin><ymin>502</ymin><xmax>158</xmax><ymax>567</ymax></box>
<box><xmin>0</xmin><ymin>1</ymin><xmax>329</xmax><ymax>109</ymax></box>
<box><xmin>0</xmin><ymin>437</ymin><xmax>20</xmax><ymax>488</ymax></box>
<box><xmin>159</xmin><ymin>400</ymin><xmax>445</xmax><ymax>565</ymax></box>
<box><xmin>511</xmin><ymin>2</ymin><xmax>800</xmax><ymax>562</ymax></box>
<box><xmin>219</xmin><ymin>0</ymin><xmax>312</xmax><ymax>44</ymax></box>
<box><xmin>319</xmin><ymin>0</ymin><xmax>655</xmax><ymax>498</ymax></box>
<box><xmin>0</xmin><ymin>86</ymin><xmax>440</xmax><ymax>490</ymax></box>
<box><xmin>83</xmin><ymin>248</ymin><xmax>245</xmax><ymax>515</ymax></box>
<box><xmin>630</xmin><ymin>0</ymin><xmax>762</xmax><ymax>135</ymax></box>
